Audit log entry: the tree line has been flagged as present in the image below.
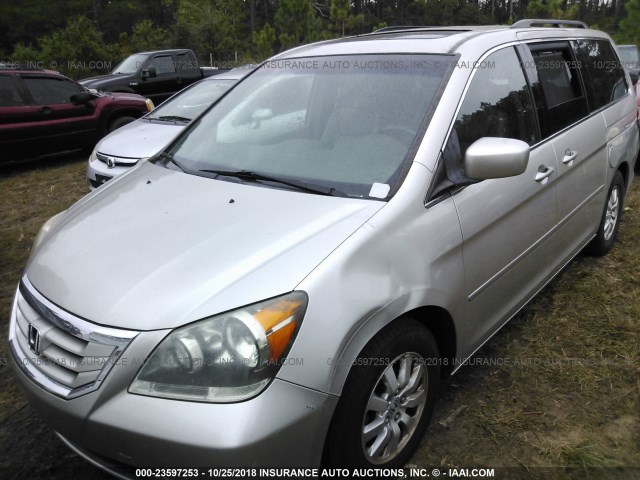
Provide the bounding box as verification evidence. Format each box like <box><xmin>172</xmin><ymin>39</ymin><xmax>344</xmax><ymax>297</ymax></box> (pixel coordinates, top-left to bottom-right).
<box><xmin>1</xmin><ymin>0</ymin><xmax>639</xmax><ymax>79</ymax></box>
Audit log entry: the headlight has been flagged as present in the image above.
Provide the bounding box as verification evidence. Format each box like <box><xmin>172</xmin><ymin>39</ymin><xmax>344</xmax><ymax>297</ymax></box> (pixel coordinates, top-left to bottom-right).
<box><xmin>145</xmin><ymin>98</ymin><xmax>155</xmax><ymax>111</ymax></box>
<box><xmin>88</xmin><ymin>145</ymin><xmax>98</xmax><ymax>162</ymax></box>
<box><xmin>129</xmin><ymin>292</ymin><xmax>307</xmax><ymax>402</ymax></box>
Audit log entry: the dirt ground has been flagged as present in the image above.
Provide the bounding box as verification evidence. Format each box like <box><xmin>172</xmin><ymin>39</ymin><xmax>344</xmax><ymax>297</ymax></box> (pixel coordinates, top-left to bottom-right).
<box><xmin>0</xmin><ymin>155</ymin><xmax>638</xmax><ymax>479</ymax></box>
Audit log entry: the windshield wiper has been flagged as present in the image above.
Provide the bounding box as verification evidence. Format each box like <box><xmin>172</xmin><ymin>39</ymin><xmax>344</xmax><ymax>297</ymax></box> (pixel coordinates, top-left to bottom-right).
<box><xmin>153</xmin><ymin>115</ymin><xmax>192</xmax><ymax>123</ymax></box>
<box><xmin>158</xmin><ymin>152</ymin><xmax>187</xmax><ymax>173</ymax></box>
<box><xmin>199</xmin><ymin>169</ymin><xmax>340</xmax><ymax>196</ymax></box>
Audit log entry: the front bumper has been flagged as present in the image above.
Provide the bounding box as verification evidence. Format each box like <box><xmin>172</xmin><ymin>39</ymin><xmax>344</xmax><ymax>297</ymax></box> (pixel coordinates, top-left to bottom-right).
<box><xmin>9</xmin><ymin>286</ymin><xmax>338</xmax><ymax>470</ymax></box>
<box><xmin>87</xmin><ymin>154</ymin><xmax>138</xmax><ymax>190</ymax></box>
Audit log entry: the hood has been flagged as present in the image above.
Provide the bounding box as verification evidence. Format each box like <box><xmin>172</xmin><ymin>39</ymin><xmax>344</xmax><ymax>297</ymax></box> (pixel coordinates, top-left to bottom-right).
<box><xmin>80</xmin><ymin>74</ymin><xmax>128</xmax><ymax>89</ymax></box>
<box><xmin>26</xmin><ymin>162</ymin><xmax>384</xmax><ymax>331</ymax></box>
<box><xmin>96</xmin><ymin>119</ymin><xmax>182</xmax><ymax>160</ymax></box>
<box><xmin>106</xmin><ymin>91</ymin><xmax>148</xmax><ymax>102</ymax></box>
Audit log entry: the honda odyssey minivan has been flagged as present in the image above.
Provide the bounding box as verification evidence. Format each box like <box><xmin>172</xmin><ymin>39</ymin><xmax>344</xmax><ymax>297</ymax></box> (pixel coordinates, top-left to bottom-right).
<box><xmin>9</xmin><ymin>19</ymin><xmax>638</xmax><ymax>475</ymax></box>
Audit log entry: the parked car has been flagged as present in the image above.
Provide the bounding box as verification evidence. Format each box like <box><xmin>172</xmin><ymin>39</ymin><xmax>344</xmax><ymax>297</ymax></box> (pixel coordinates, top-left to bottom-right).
<box><xmin>9</xmin><ymin>20</ymin><xmax>637</xmax><ymax>474</ymax></box>
<box><xmin>80</xmin><ymin>49</ymin><xmax>228</xmax><ymax>104</ymax></box>
<box><xmin>634</xmin><ymin>78</ymin><xmax>640</xmax><ymax>117</ymax></box>
<box><xmin>0</xmin><ymin>66</ymin><xmax>153</xmax><ymax>163</ymax></box>
<box><xmin>617</xmin><ymin>44</ymin><xmax>640</xmax><ymax>80</ymax></box>
<box><xmin>623</xmin><ymin>45</ymin><xmax>640</xmax><ymax>120</ymax></box>
<box><xmin>87</xmin><ymin>69</ymin><xmax>248</xmax><ymax>190</ymax></box>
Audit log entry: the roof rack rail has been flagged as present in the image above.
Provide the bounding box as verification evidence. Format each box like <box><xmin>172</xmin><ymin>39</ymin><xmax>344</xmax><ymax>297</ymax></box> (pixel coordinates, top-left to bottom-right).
<box><xmin>371</xmin><ymin>25</ymin><xmax>484</xmax><ymax>34</ymax></box>
<box><xmin>511</xmin><ymin>19</ymin><xmax>588</xmax><ymax>29</ymax></box>
<box><xmin>374</xmin><ymin>26</ymin><xmax>422</xmax><ymax>33</ymax></box>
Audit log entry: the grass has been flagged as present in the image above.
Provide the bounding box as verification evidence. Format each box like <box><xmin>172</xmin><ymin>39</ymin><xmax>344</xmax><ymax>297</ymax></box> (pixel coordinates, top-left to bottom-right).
<box><xmin>0</xmin><ymin>157</ymin><xmax>88</xmax><ymax>423</ymax></box>
<box><xmin>0</xmin><ymin>157</ymin><xmax>89</xmax><ymax>297</ymax></box>
<box><xmin>0</xmin><ymin>157</ymin><xmax>639</xmax><ymax>479</ymax></box>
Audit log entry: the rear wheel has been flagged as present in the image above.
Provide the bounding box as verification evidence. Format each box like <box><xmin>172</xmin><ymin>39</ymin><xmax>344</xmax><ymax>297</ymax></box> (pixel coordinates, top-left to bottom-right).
<box><xmin>584</xmin><ymin>170</ymin><xmax>625</xmax><ymax>256</ymax></box>
<box><xmin>323</xmin><ymin>317</ymin><xmax>440</xmax><ymax>467</ymax></box>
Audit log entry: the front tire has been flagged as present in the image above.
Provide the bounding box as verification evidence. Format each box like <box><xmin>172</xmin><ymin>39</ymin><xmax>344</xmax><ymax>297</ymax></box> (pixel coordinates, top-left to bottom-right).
<box><xmin>108</xmin><ymin>116</ymin><xmax>136</xmax><ymax>133</ymax></box>
<box><xmin>323</xmin><ymin>317</ymin><xmax>440</xmax><ymax>467</ymax></box>
<box><xmin>584</xmin><ymin>170</ymin><xmax>625</xmax><ymax>256</ymax></box>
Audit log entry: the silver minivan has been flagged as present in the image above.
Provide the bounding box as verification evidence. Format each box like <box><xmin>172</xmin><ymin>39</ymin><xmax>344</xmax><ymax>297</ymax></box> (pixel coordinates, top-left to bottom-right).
<box><xmin>9</xmin><ymin>20</ymin><xmax>638</xmax><ymax>474</ymax></box>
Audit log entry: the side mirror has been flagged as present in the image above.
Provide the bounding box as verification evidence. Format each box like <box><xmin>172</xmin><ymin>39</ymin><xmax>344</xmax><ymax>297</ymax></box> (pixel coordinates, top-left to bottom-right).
<box><xmin>629</xmin><ymin>70</ymin><xmax>639</xmax><ymax>86</ymax></box>
<box><xmin>70</xmin><ymin>91</ymin><xmax>94</xmax><ymax>104</ymax></box>
<box><xmin>464</xmin><ymin>137</ymin><xmax>529</xmax><ymax>180</ymax></box>
<box><xmin>141</xmin><ymin>65</ymin><xmax>157</xmax><ymax>80</ymax></box>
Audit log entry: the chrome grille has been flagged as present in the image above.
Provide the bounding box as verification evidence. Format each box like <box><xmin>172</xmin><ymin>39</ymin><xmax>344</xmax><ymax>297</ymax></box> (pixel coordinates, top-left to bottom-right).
<box><xmin>9</xmin><ymin>276</ymin><xmax>138</xmax><ymax>399</ymax></box>
<box><xmin>96</xmin><ymin>152</ymin><xmax>139</xmax><ymax>167</ymax></box>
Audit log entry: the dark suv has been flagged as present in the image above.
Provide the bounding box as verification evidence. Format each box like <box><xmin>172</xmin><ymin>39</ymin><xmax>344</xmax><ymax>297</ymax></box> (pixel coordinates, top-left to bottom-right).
<box><xmin>0</xmin><ymin>66</ymin><xmax>153</xmax><ymax>163</ymax></box>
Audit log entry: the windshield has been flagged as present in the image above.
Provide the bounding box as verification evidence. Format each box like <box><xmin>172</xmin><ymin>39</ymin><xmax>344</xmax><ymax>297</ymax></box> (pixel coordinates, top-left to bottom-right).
<box><xmin>147</xmin><ymin>78</ymin><xmax>237</xmax><ymax>122</ymax></box>
<box><xmin>112</xmin><ymin>53</ymin><xmax>149</xmax><ymax>74</ymax></box>
<box><xmin>618</xmin><ymin>46</ymin><xmax>640</xmax><ymax>68</ymax></box>
<box><xmin>163</xmin><ymin>54</ymin><xmax>454</xmax><ymax>199</ymax></box>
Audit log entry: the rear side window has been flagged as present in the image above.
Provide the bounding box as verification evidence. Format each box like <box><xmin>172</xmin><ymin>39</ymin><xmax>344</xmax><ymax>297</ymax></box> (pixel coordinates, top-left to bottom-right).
<box><xmin>177</xmin><ymin>52</ymin><xmax>198</xmax><ymax>72</ymax></box>
<box><xmin>454</xmin><ymin>46</ymin><xmax>539</xmax><ymax>157</ymax></box>
<box><xmin>573</xmin><ymin>39</ymin><xmax>627</xmax><ymax>111</ymax></box>
<box><xmin>150</xmin><ymin>55</ymin><xmax>176</xmax><ymax>75</ymax></box>
<box><xmin>526</xmin><ymin>42</ymin><xmax>588</xmax><ymax>138</ymax></box>
<box><xmin>0</xmin><ymin>75</ymin><xmax>24</xmax><ymax>106</ymax></box>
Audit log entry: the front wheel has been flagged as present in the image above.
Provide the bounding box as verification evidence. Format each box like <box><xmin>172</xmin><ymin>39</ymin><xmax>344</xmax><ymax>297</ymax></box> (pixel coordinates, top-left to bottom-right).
<box><xmin>108</xmin><ymin>115</ymin><xmax>136</xmax><ymax>133</ymax></box>
<box><xmin>323</xmin><ymin>317</ymin><xmax>440</xmax><ymax>467</ymax></box>
<box><xmin>584</xmin><ymin>170</ymin><xmax>625</xmax><ymax>256</ymax></box>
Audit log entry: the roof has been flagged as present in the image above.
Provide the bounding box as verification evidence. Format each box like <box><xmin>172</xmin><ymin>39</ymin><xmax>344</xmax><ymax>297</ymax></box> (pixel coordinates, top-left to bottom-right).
<box><xmin>197</xmin><ymin>68</ymin><xmax>252</xmax><ymax>83</ymax></box>
<box><xmin>0</xmin><ymin>66</ymin><xmax>62</xmax><ymax>76</ymax></box>
<box><xmin>273</xmin><ymin>21</ymin><xmax>611</xmax><ymax>60</ymax></box>
<box><xmin>133</xmin><ymin>49</ymin><xmax>194</xmax><ymax>56</ymax></box>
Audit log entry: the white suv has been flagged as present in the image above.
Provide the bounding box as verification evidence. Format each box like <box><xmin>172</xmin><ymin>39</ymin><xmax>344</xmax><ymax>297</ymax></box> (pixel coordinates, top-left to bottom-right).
<box><xmin>9</xmin><ymin>19</ymin><xmax>638</xmax><ymax>474</ymax></box>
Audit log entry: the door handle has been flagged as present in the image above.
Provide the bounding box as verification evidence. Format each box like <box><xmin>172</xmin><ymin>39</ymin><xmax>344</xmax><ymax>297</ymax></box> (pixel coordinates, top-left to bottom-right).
<box><xmin>535</xmin><ymin>165</ymin><xmax>554</xmax><ymax>185</ymax></box>
<box><xmin>562</xmin><ymin>149</ymin><xmax>578</xmax><ymax>166</ymax></box>
<box><xmin>39</xmin><ymin>107</ymin><xmax>52</xmax><ymax>115</ymax></box>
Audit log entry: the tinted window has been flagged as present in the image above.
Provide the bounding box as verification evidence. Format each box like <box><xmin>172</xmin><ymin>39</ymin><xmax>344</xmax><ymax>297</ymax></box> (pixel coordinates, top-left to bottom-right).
<box><xmin>22</xmin><ymin>76</ymin><xmax>82</xmax><ymax>104</ymax></box>
<box><xmin>454</xmin><ymin>47</ymin><xmax>538</xmax><ymax>157</ymax></box>
<box><xmin>150</xmin><ymin>55</ymin><xmax>176</xmax><ymax>75</ymax></box>
<box><xmin>0</xmin><ymin>76</ymin><xmax>24</xmax><ymax>106</ymax></box>
<box><xmin>527</xmin><ymin>43</ymin><xmax>588</xmax><ymax>137</ymax></box>
<box><xmin>177</xmin><ymin>52</ymin><xmax>197</xmax><ymax>72</ymax></box>
<box><xmin>574</xmin><ymin>39</ymin><xmax>627</xmax><ymax>111</ymax></box>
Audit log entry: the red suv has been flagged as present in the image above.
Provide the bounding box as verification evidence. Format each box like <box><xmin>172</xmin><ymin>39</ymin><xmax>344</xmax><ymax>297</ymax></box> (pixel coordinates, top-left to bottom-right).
<box><xmin>0</xmin><ymin>66</ymin><xmax>153</xmax><ymax>163</ymax></box>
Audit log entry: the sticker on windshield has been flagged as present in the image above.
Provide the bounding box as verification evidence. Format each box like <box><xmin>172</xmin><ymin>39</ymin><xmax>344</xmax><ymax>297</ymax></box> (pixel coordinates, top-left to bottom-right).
<box><xmin>369</xmin><ymin>183</ymin><xmax>390</xmax><ymax>199</ymax></box>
